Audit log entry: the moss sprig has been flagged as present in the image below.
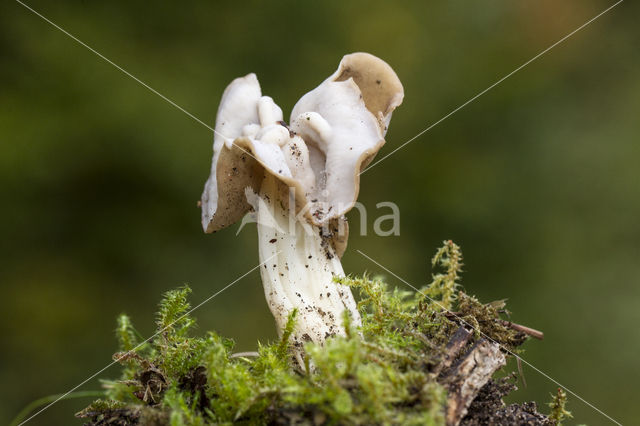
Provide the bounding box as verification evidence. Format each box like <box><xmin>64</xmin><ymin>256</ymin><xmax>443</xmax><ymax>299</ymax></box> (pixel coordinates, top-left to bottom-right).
<box><xmin>421</xmin><ymin>239</ymin><xmax>463</xmax><ymax>311</ymax></box>
<box><xmin>548</xmin><ymin>387</ymin><xmax>573</xmax><ymax>425</ymax></box>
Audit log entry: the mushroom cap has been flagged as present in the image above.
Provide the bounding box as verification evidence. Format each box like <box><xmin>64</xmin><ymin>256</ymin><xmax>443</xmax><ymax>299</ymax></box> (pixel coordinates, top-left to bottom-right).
<box><xmin>201</xmin><ymin>52</ymin><xmax>404</xmax><ymax>250</ymax></box>
<box><xmin>290</xmin><ymin>52</ymin><xmax>404</xmax><ymax>222</ymax></box>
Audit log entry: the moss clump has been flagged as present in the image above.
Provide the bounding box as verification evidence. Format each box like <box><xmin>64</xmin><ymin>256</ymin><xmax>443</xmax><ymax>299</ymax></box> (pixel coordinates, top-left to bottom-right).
<box><xmin>76</xmin><ymin>242</ymin><xmax>552</xmax><ymax>425</ymax></box>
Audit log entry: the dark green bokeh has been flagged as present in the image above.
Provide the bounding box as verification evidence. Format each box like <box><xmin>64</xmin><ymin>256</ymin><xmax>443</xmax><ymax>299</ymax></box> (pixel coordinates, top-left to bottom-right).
<box><xmin>1</xmin><ymin>1</ymin><xmax>638</xmax><ymax>424</ymax></box>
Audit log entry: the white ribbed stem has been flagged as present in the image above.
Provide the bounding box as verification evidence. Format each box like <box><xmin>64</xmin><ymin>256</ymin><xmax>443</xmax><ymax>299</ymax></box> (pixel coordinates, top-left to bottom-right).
<box><xmin>256</xmin><ymin>174</ymin><xmax>361</xmax><ymax>367</ymax></box>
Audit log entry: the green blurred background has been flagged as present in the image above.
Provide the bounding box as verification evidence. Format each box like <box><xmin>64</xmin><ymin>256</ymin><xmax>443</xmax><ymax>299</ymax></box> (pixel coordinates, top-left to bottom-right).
<box><xmin>1</xmin><ymin>0</ymin><xmax>638</xmax><ymax>424</ymax></box>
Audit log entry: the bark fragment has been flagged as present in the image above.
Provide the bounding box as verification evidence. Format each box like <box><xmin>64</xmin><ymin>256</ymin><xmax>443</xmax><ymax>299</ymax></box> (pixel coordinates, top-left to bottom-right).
<box><xmin>433</xmin><ymin>325</ymin><xmax>473</xmax><ymax>376</ymax></box>
<box><xmin>441</xmin><ymin>338</ymin><xmax>506</xmax><ymax>426</ymax></box>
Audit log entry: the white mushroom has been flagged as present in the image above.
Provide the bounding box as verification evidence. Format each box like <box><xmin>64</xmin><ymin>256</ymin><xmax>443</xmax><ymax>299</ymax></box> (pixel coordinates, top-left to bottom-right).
<box><xmin>201</xmin><ymin>53</ymin><xmax>404</xmax><ymax>366</ymax></box>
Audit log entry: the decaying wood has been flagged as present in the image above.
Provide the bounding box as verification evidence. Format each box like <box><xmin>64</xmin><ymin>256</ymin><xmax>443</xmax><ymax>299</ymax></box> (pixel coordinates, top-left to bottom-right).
<box><xmin>432</xmin><ymin>326</ymin><xmax>473</xmax><ymax>376</ymax></box>
<box><xmin>459</xmin><ymin>379</ymin><xmax>551</xmax><ymax>426</ymax></box>
<box><xmin>441</xmin><ymin>338</ymin><xmax>506</xmax><ymax>426</ymax></box>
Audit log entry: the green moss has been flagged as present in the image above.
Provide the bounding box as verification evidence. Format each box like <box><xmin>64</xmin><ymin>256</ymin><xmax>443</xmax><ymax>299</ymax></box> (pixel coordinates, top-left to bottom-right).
<box><xmin>76</xmin><ymin>399</ymin><xmax>128</xmax><ymax>417</ymax></box>
<box><xmin>117</xmin><ymin>314</ymin><xmax>139</xmax><ymax>352</ymax></box>
<box><xmin>456</xmin><ymin>293</ymin><xmax>527</xmax><ymax>352</ymax></box>
<box><xmin>422</xmin><ymin>239</ymin><xmax>463</xmax><ymax>311</ymax></box>
<box><xmin>157</xmin><ymin>286</ymin><xmax>197</xmax><ymax>344</ymax></box>
<box><xmin>548</xmin><ymin>387</ymin><xmax>573</xmax><ymax>426</ymax></box>
<box><xmin>76</xmin><ymin>242</ymin><xmax>550</xmax><ymax>425</ymax></box>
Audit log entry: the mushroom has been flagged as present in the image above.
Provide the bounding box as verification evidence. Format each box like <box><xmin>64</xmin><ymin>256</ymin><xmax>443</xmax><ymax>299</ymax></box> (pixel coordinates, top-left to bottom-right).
<box><xmin>201</xmin><ymin>53</ymin><xmax>404</xmax><ymax>366</ymax></box>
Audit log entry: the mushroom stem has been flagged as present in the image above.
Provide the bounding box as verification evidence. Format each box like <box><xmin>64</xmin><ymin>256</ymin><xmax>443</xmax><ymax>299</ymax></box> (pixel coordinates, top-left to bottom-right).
<box><xmin>256</xmin><ymin>174</ymin><xmax>361</xmax><ymax>367</ymax></box>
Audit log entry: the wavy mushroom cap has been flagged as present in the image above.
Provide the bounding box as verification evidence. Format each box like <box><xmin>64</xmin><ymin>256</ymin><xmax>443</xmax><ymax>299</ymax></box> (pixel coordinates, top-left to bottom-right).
<box><xmin>201</xmin><ymin>52</ymin><xmax>404</xmax><ymax>238</ymax></box>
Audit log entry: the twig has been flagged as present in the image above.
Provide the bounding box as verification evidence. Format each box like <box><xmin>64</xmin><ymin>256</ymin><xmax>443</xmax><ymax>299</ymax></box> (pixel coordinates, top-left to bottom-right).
<box><xmin>442</xmin><ymin>312</ymin><xmax>544</xmax><ymax>340</ymax></box>
<box><xmin>499</xmin><ymin>320</ymin><xmax>544</xmax><ymax>340</ymax></box>
<box><xmin>230</xmin><ymin>351</ymin><xmax>260</xmax><ymax>358</ymax></box>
